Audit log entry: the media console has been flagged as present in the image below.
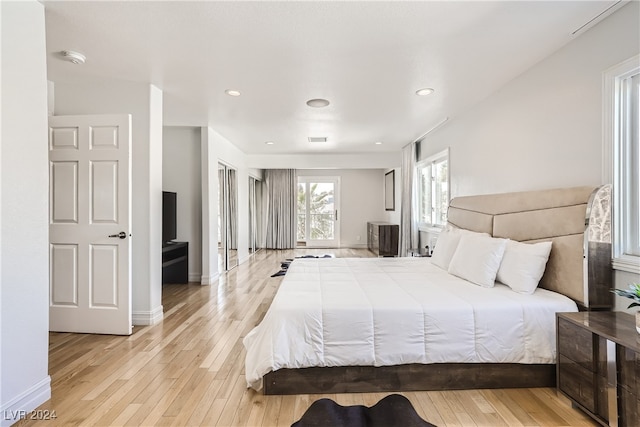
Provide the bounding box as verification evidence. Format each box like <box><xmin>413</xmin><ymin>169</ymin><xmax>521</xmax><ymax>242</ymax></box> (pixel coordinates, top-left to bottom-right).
<box><xmin>162</xmin><ymin>241</ymin><xmax>189</xmax><ymax>284</ymax></box>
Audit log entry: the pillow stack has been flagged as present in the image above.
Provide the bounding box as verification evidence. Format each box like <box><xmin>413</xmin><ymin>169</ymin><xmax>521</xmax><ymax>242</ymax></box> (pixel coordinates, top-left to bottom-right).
<box><xmin>430</xmin><ymin>227</ymin><xmax>552</xmax><ymax>294</ymax></box>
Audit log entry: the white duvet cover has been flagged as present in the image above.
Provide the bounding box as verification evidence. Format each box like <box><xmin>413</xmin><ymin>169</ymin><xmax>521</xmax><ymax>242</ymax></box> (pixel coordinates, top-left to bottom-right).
<box><xmin>243</xmin><ymin>257</ymin><xmax>578</xmax><ymax>390</ymax></box>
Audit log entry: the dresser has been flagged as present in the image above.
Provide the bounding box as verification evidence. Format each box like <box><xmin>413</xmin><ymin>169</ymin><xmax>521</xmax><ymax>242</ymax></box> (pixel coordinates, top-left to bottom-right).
<box><xmin>556</xmin><ymin>311</ymin><xmax>639</xmax><ymax>427</ymax></box>
<box><xmin>367</xmin><ymin>222</ymin><xmax>399</xmax><ymax>257</ymax></box>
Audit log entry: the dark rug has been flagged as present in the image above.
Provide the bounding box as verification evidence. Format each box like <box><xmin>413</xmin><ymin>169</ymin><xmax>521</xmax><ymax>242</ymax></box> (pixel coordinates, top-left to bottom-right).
<box><xmin>270</xmin><ymin>254</ymin><xmax>334</xmax><ymax>277</ymax></box>
<box><xmin>291</xmin><ymin>393</ymin><xmax>436</xmax><ymax>427</ymax></box>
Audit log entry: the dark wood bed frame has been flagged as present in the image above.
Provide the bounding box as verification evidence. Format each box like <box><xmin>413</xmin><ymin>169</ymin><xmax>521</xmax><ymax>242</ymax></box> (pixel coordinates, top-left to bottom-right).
<box><xmin>264</xmin><ymin>363</ymin><xmax>556</xmax><ymax>395</ymax></box>
<box><xmin>261</xmin><ymin>186</ymin><xmax>613</xmax><ymax>395</ymax></box>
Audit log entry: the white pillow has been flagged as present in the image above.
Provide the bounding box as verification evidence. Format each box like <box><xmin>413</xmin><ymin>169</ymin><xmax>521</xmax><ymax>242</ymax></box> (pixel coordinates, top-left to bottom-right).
<box><xmin>496</xmin><ymin>240</ymin><xmax>552</xmax><ymax>294</ymax></box>
<box><xmin>448</xmin><ymin>234</ymin><xmax>507</xmax><ymax>287</ymax></box>
<box><xmin>430</xmin><ymin>227</ymin><xmax>463</xmax><ymax>270</ymax></box>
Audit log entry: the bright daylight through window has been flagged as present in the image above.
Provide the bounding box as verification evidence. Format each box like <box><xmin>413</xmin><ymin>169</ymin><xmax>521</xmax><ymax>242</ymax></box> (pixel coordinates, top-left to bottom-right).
<box><xmin>417</xmin><ymin>149</ymin><xmax>449</xmax><ymax>228</ymax></box>
<box><xmin>605</xmin><ymin>55</ymin><xmax>639</xmax><ymax>273</ymax></box>
<box><xmin>297</xmin><ymin>179</ymin><xmax>337</xmax><ymax>243</ymax></box>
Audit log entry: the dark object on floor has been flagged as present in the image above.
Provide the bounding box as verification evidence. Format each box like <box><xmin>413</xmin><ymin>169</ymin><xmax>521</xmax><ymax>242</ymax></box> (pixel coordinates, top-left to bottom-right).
<box><xmin>270</xmin><ymin>255</ymin><xmax>334</xmax><ymax>278</ymax></box>
<box><xmin>291</xmin><ymin>394</ymin><xmax>436</xmax><ymax>427</ymax></box>
<box><xmin>270</xmin><ymin>270</ymin><xmax>287</xmax><ymax>277</ymax></box>
<box><xmin>296</xmin><ymin>254</ymin><xmax>334</xmax><ymax>258</ymax></box>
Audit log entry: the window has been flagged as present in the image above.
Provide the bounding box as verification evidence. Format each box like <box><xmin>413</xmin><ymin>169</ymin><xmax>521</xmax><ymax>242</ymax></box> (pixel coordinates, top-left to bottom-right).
<box><xmin>417</xmin><ymin>149</ymin><xmax>449</xmax><ymax>228</ymax></box>
<box><xmin>604</xmin><ymin>55</ymin><xmax>639</xmax><ymax>273</ymax></box>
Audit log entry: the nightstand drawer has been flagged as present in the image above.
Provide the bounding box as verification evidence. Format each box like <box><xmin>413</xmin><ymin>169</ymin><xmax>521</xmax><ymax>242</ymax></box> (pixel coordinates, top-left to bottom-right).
<box><xmin>619</xmin><ymin>386</ymin><xmax>640</xmax><ymax>427</ymax></box>
<box><xmin>558</xmin><ymin>317</ymin><xmax>595</xmax><ymax>372</ymax></box>
<box><xmin>619</xmin><ymin>347</ymin><xmax>640</xmax><ymax>395</ymax></box>
<box><xmin>558</xmin><ymin>354</ymin><xmax>596</xmax><ymax>413</ymax></box>
<box><xmin>556</xmin><ymin>312</ymin><xmax>640</xmax><ymax>427</ymax></box>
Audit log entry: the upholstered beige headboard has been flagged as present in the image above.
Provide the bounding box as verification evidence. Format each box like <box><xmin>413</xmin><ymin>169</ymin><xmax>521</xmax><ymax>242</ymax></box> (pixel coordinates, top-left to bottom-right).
<box><xmin>447</xmin><ymin>186</ymin><xmax>612</xmax><ymax>310</ymax></box>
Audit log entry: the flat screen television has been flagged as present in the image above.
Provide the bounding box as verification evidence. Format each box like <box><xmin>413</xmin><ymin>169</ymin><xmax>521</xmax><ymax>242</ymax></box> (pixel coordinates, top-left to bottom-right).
<box><xmin>162</xmin><ymin>191</ymin><xmax>177</xmax><ymax>243</ymax></box>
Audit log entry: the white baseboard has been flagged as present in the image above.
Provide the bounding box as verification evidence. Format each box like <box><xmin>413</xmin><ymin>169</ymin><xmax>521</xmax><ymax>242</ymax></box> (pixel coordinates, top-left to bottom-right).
<box><xmin>0</xmin><ymin>376</ymin><xmax>51</xmax><ymax>427</ymax></box>
<box><xmin>188</xmin><ymin>273</ymin><xmax>201</xmax><ymax>282</ymax></box>
<box><xmin>200</xmin><ymin>273</ymin><xmax>219</xmax><ymax>286</ymax></box>
<box><xmin>342</xmin><ymin>242</ymin><xmax>368</xmax><ymax>249</ymax></box>
<box><xmin>132</xmin><ymin>305</ymin><xmax>163</xmax><ymax>326</ymax></box>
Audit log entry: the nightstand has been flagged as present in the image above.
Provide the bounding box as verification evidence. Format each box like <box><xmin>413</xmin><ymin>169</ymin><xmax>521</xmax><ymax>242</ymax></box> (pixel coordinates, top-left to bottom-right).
<box><xmin>408</xmin><ymin>247</ymin><xmax>431</xmax><ymax>257</ymax></box>
<box><xmin>556</xmin><ymin>311</ymin><xmax>640</xmax><ymax>427</ymax></box>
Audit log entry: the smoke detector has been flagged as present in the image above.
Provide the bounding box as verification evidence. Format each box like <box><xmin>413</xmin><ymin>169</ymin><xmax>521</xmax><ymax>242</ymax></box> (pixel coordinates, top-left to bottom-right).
<box><xmin>61</xmin><ymin>50</ymin><xmax>86</xmax><ymax>65</ymax></box>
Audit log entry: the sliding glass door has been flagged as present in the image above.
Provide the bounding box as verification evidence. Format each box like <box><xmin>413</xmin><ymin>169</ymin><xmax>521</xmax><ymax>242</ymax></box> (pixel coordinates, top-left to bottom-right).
<box><xmin>218</xmin><ymin>163</ymin><xmax>238</xmax><ymax>271</ymax></box>
<box><xmin>248</xmin><ymin>176</ymin><xmax>264</xmax><ymax>254</ymax></box>
<box><xmin>297</xmin><ymin>177</ymin><xmax>340</xmax><ymax>248</ymax></box>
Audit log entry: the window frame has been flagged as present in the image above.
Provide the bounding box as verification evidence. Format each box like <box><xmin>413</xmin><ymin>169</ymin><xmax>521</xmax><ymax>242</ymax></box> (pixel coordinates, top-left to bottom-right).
<box><xmin>416</xmin><ymin>148</ymin><xmax>450</xmax><ymax>230</ymax></box>
<box><xmin>603</xmin><ymin>55</ymin><xmax>640</xmax><ymax>274</ymax></box>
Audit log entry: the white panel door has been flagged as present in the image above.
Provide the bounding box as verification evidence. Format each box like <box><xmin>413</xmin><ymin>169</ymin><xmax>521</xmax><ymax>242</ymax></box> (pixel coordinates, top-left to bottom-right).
<box><xmin>49</xmin><ymin>115</ymin><xmax>132</xmax><ymax>335</ymax></box>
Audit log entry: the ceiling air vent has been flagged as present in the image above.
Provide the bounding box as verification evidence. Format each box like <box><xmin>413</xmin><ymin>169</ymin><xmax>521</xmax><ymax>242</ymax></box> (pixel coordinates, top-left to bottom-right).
<box><xmin>308</xmin><ymin>137</ymin><xmax>327</xmax><ymax>143</ymax></box>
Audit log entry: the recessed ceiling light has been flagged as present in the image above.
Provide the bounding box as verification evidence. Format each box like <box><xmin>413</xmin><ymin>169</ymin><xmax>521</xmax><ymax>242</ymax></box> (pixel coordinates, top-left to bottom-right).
<box><xmin>264</xmin><ymin>141</ymin><xmax>275</xmax><ymax>145</ymax></box>
<box><xmin>306</xmin><ymin>98</ymin><xmax>330</xmax><ymax>108</ymax></box>
<box><xmin>415</xmin><ymin>88</ymin><xmax>435</xmax><ymax>96</ymax></box>
<box><xmin>61</xmin><ymin>50</ymin><xmax>86</xmax><ymax>64</ymax></box>
<box><xmin>225</xmin><ymin>89</ymin><xmax>241</xmax><ymax>97</ymax></box>
<box><xmin>375</xmin><ymin>141</ymin><xmax>383</xmax><ymax>145</ymax></box>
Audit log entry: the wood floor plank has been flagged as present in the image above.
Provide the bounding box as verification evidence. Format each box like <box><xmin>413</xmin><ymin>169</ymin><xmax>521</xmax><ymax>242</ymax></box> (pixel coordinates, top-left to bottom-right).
<box><xmin>259</xmin><ymin>395</ymin><xmax>282</xmax><ymax>427</ymax></box>
<box><xmin>408</xmin><ymin>391</ymin><xmax>446</xmax><ymax>426</ymax></box>
<box><xmin>15</xmin><ymin>248</ymin><xmax>598</xmax><ymax>427</ymax></box>
<box><xmin>479</xmin><ymin>389</ymin><xmax>527</xmax><ymax>427</ymax></box>
<box><xmin>275</xmin><ymin>394</ymin><xmax>297</xmax><ymax>427</ymax></box>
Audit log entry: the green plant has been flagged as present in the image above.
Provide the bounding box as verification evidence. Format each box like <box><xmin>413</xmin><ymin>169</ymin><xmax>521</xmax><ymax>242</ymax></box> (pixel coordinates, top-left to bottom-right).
<box><xmin>612</xmin><ymin>283</ymin><xmax>640</xmax><ymax>309</ymax></box>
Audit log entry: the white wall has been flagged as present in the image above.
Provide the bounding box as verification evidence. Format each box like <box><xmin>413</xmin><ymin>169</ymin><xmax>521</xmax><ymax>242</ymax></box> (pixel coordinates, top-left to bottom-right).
<box><xmin>0</xmin><ymin>1</ymin><xmax>51</xmax><ymax>422</ymax></box>
<box><xmin>163</xmin><ymin>127</ymin><xmax>202</xmax><ymax>281</ymax></box>
<box><xmin>297</xmin><ymin>169</ymin><xmax>387</xmax><ymax>248</ymax></box>
<box><xmin>54</xmin><ymin>80</ymin><xmax>164</xmax><ymax>325</ymax></box>
<box><xmin>418</xmin><ymin>2</ymin><xmax>640</xmax><ymax>302</ymax></box>
<box><xmin>419</xmin><ymin>1</ymin><xmax>640</xmax><ymax>198</ymax></box>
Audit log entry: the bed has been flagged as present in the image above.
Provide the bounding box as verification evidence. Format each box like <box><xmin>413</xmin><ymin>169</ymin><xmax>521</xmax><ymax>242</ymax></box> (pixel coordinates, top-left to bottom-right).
<box><xmin>243</xmin><ymin>185</ymin><xmax>612</xmax><ymax>394</ymax></box>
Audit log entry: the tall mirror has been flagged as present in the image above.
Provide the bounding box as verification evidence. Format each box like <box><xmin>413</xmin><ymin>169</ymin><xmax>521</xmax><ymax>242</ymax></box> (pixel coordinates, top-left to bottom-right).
<box><xmin>249</xmin><ymin>176</ymin><xmax>264</xmax><ymax>254</ymax></box>
<box><xmin>218</xmin><ymin>163</ymin><xmax>238</xmax><ymax>271</ymax></box>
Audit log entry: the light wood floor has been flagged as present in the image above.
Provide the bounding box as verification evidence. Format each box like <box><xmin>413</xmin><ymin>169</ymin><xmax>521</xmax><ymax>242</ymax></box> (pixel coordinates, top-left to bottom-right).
<box><xmin>19</xmin><ymin>248</ymin><xmax>597</xmax><ymax>427</ymax></box>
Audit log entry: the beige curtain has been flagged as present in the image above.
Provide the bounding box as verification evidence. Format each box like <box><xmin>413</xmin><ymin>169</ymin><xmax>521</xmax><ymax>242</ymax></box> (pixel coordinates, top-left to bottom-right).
<box><xmin>400</xmin><ymin>142</ymin><xmax>419</xmax><ymax>257</ymax></box>
<box><xmin>265</xmin><ymin>169</ymin><xmax>297</xmax><ymax>249</ymax></box>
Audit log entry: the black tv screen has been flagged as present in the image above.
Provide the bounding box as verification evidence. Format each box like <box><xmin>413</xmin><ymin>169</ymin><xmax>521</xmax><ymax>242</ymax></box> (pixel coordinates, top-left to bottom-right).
<box><xmin>162</xmin><ymin>191</ymin><xmax>177</xmax><ymax>243</ymax></box>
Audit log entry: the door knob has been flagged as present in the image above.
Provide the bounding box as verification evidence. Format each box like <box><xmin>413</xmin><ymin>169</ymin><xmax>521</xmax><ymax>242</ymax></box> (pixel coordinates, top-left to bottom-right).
<box><xmin>108</xmin><ymin>231</ymin><xmax>127</xmax><ymax>239</ymax></box>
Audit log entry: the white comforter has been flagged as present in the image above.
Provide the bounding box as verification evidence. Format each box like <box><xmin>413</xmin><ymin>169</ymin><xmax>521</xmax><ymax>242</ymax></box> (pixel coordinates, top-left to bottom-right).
<box><xmin>243</xmin><ymin>257</ymin><xmax>577</xmax><ymax>390</ymax></box>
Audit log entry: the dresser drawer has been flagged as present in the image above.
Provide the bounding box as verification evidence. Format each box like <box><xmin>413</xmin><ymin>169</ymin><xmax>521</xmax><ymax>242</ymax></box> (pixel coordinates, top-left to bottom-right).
<box><xmin>558</xmin><ymin>354</ymin><xmax>596</xmax><ymax>413</ymax></box>
<box><xmin>558</xmin><ymin>317</ymin><xmax>595</xmax><ymax>371</ymax></box>
<box><xmin>619</xmin><ymin>386</ymin><xmax>640</xmax><ymax>427</ymax></box>
<box><xmin>619</xmin><ymin>347</ymin><xmax>640</xmax><ymax>395</ymax></box>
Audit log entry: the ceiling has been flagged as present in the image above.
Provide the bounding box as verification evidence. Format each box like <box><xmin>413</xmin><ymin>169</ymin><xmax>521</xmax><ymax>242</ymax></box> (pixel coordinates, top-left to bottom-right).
<box><xmin>43</xmin><ymin>0</ymin><xmax>621</xmax><ymax>156</ymax></box>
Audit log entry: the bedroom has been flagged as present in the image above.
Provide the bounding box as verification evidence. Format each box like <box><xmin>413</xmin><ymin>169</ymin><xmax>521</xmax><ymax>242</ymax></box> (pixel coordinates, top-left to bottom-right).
<box><xmin>1</xmin><ymin>0</ymin><xmax>639</xmax><ymax>426</ymax></box>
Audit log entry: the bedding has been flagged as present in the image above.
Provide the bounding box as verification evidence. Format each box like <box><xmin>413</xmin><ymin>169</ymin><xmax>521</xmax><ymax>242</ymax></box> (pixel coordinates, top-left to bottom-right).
<box><xmin>496</xmin><ymin>240</ymin><xmax>553</xmax><ymax>294</ymax></box>
<box><xmin>447</xmin><ymin>233</ymin><xmax>507</xmax><ymax>287</ymax></box>
<box><xmin>243</xmin><ymin>256</ymin><xmax>578</xmax><ymax>391</ymax></box>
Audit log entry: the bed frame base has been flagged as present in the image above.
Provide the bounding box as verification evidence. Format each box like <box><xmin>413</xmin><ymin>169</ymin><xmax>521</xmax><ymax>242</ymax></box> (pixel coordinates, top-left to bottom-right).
<box><xmin>263</xmin><ymin>363</ymin><xmax>555</xmax><ymax>395</ymax></box>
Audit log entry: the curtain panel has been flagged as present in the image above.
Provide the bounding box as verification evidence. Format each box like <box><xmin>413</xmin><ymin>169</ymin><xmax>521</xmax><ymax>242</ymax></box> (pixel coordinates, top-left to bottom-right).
<box><xmin>400</xmin><ymin>142</ymin><xmax>419</xmax><ymax>257</ymax></box>
<box><xmin>265</xmin><ymin>169</ymin><xmax>297</xmax><ymax>249</ymax></box>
